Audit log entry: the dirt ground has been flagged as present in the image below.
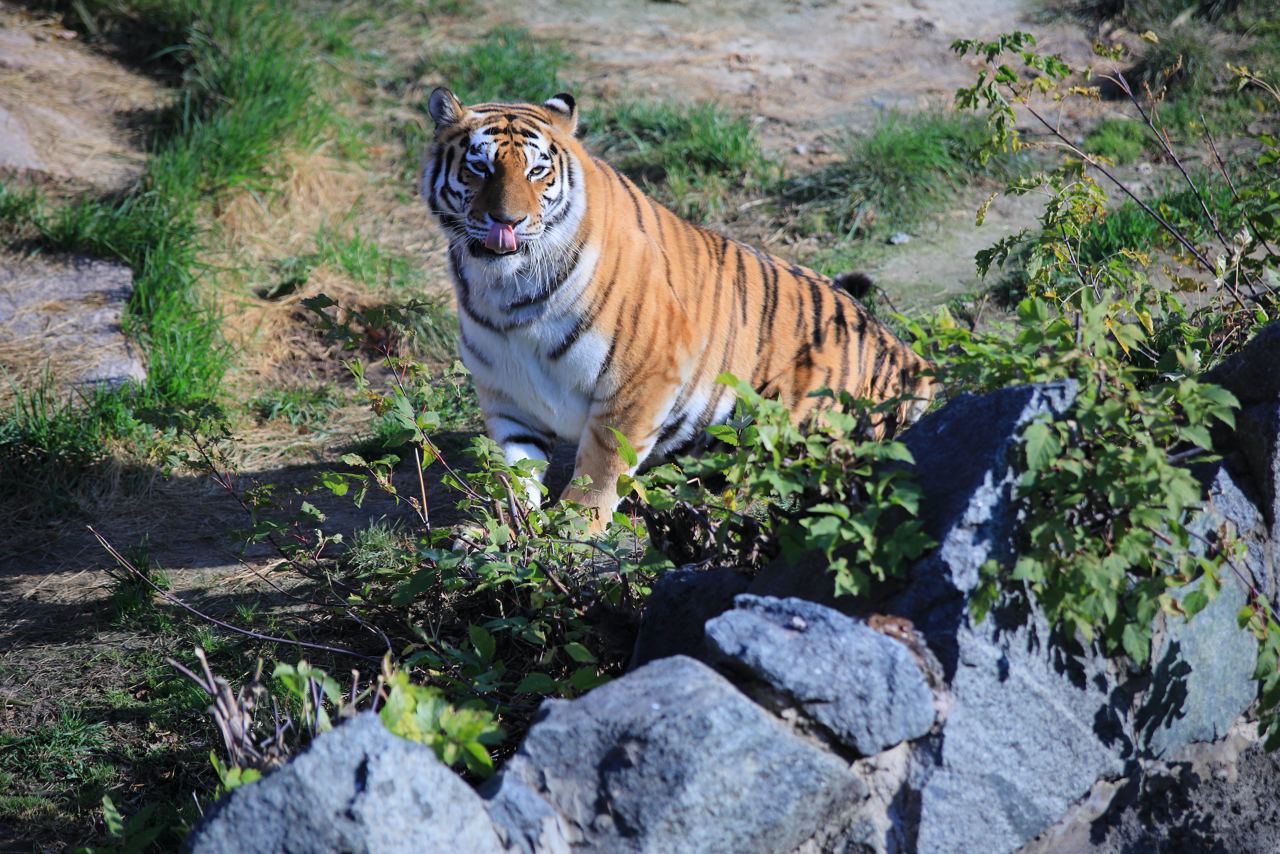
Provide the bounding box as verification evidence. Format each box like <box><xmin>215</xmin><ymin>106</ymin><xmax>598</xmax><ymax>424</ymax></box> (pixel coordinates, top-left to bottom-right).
<box><xmin>0</xmin><ymin>3</ymin><xmax>164</xmax><ymax>194</ymax></box>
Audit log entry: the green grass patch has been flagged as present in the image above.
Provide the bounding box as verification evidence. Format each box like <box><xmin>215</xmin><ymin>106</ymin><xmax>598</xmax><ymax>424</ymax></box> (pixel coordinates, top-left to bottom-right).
<box><xmin>778</xmin><ymin>110</ymin><xmax>996</xmax><ymax>263</ymax></box>
<box><xmin>586</xmin><ymin>100</ymin><xmax>774</xmax><ymax>220</ymax></box>
<box><xmin>0</xmin><ymin>0</ymin><xmax>360</xmax><ymax>485</ymax></box>
<box><xmin>1078</xmin><ymin>177</ymin><xmax>1232</xmax><ymax>265</ymax></box>
<box><xmin>250</xmin><ymin>383</ymin><xmax>345</xmax><ymax>426</ymax></box>
<box><xmin>429</xmin><ymin>26</ymin><xmax>570</xmax><ymax>104</ymax></box>
<box><xmin>0</xmin><ymin>709</ymin><xmax>112</xmax><ymax>799</ymax></box>
<box><xmin>1085</xmin><ymin>118</ymin><xmax>1149</xmax><ymax>164</ymax></box>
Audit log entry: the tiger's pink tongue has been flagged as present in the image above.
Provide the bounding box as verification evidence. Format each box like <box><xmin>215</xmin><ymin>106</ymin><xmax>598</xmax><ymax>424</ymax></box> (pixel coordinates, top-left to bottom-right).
<box><xmin>485</xmin><ymin>222</ymin><xmax>518</xmax><ymax>254</ymax></box>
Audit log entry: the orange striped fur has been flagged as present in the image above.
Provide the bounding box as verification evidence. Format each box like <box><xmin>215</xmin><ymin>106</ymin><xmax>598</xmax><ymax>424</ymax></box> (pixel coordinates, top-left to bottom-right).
<box><xmin>423</xmin><ymin>89</ymin><xmax>935</xmax><ymax>529</ymax></box>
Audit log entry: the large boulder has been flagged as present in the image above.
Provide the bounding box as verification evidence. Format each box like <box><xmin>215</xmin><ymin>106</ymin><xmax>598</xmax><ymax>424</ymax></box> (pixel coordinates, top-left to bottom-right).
<box><xmin>1203</xmin><ymin>321</ymin><xmax>1280</xmax><ymax>409</ymax></box>
<box><xmin>1137</xmin><ymin>465</ymin><xmax>1263</xmax><ymax>759</ymax></box>
<box><xmin>1237</xmin><ymin>402</ymin><xmax>1280</xmax><ymax>537</ymax></box>
<box><xmin>704</xmin><ymin>595</ymin><xmax>936</xmax><ymax>756</ymax></box>
<box><xmin>630</xmin><ymin>566</ymin><xmax>749</xmax><ymax>668</ymax></box>
<box><xmin>185</xmin><ymin>713</ymin><xmax>504</xmax><ymax>854</ymax></box>
<box><xmin>483</xmin><ymin>655</ymin><xmax>869</xmax><ymax>854</ymax></box>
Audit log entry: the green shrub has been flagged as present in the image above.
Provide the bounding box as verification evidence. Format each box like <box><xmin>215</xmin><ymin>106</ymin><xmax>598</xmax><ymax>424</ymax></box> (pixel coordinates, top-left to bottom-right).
<box><xmin>952</xmin><ymin>29</ymin><xmax>1280</xmax><ymax>746</ymax></box>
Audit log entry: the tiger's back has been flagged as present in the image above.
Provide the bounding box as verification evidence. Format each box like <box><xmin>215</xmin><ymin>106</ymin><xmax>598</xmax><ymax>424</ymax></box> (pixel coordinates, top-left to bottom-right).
<box><xmin>423</xmin><ymin>88</ymin><xmax>935</xmax><ymax>528</ymax></box>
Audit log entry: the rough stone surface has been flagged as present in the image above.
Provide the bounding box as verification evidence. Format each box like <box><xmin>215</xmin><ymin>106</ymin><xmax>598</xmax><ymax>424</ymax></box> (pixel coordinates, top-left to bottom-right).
<box><xmin>0</xmin><ymin>254</ymin><xmax>146</xmax><ymax>389</ymax></box>
<box><xmin>1203</xmin><ymin>320</ymin><xmax>1280</xmax><ymax>408</ymax></box>
<box><xmin>1208</xmin><ymin>462</ymin><xmax>1277</xmax><ymax>593</ymax></box>
<box><xmin>1022</xmin><ymin>724</ymin><xmax>1280</xmax><ymax>853</ymax></box>
<box><xmin>893</xmin><ymin>380</ymin><xmax>1080</xmax><ymax>635</ymax></box>
<box><xmin>184</xmin><ymin>712</ymin><xmax>504</xmax><ymax>854</ymax></box>
<box><xmin>631</xmin><ymin>566</ymin><xmax>749</xmax><ymax>668</ymax></box>
<box><xmin>484</xmin><ymin>656</ymin><xmax>868</xmax><ymax>854</ymax></box>
<box><xmin>704</xmin><ymin>595</ymin><xmax>935</xmax><ymax>755</ymax></box>
<box><xmin>883</xmin><ymin>381</ymin><xmax>1132</xmax><ymax>853</ymax></box>
<box><xmin>1138</xmin><ymin>471</ymin><xmax>1261</xmax><ymax>759</ymax></box>
<box><xmin>1237</xmin><ymin>402</ymin><xmax>1280</xmax><ymax>536</ymax></box>
<box><xmin>1139</xmin><ymin>582</ymin><xmax>1255</xmax><ymax>759</ymax></box>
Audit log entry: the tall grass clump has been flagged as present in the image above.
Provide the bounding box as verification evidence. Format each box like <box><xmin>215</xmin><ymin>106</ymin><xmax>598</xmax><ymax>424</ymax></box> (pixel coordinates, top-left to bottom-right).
<box><xmin>780</xmin><ymin>110</ymin><xmax>994</xmax><ymax>242</ymax></box>
<box><xmin>586</xmin><ymin>100</ymin><xmax>773</xmax><ymax>220</ymax></box>
<box><xmin>429</xmin><ymin>26</ymin><xmax>570</xmax><ymax>104</ymax></box>
<box><xmin>0</xmin><ymin>0</ymin><xmax>336</xmax><ymax>432</ymax></box>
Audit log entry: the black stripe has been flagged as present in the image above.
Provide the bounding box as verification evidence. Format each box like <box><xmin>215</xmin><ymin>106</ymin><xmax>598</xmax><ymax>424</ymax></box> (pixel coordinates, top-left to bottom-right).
<box><xmin>656</xmin><ymin>412</ymin><xmax>688</xmax><ymax>448</ymax></box>
<box><xmin>809</xmin><ymin>280</ymin><xmax>826</xmax><ymax>348</ymax></box>
<box><xmin>549</xmin><ymin>256</ymin><xmax>622</xmax><ymax>359</ymax></box>
<box><xmin>458</xmin><ymin>330</ymin><xmax>492</xmax><ymax>368</ymax></box>
<box><xmin>832</xmin><ymin>292</ymin><xmax>848</xmax><ymax>344</ymax></box>
<box><xmin>758</xmin><ymin>254</ymin><xmax>780</xmax><ymax>331</ymax></box>
<box><xmin>450</xmin><ymin>253</ymin><xmax>500</xmax><ymax>333</ymax></box>
<box><xmin>499</xmin><ymin>433</ymin><xmax>553</xmax><ymax>455</ymax></box>
<box><xmin>733</xmin><ymin>248</ymin><xmax>749</xmax><ymax>325</ymax></box>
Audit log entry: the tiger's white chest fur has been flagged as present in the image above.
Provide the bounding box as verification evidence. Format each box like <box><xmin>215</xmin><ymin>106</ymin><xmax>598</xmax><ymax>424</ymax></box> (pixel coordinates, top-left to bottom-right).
<box><xmin>453</xmin><ymin>243</ymin><xmax>605</xmax><ymax>442</ymax></box>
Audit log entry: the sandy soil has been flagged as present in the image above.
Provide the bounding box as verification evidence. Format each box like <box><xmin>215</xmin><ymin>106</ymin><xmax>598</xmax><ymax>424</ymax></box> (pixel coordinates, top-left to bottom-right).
<box><xmin>0</xmin><ymin>2</ymin><xmax>164</xmax><ymax>194</ymax></box>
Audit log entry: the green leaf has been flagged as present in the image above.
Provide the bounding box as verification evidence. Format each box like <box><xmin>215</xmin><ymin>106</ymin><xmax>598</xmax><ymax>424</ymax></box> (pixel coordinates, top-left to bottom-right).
<box><xmin>468</xmin><ymin>625</ymin><xmax>496</xmax><ymax>661</ymax></box>
<box><xmin>515</xmin><ymin>672</ymin><xmax>557</xmax><ymax>694</ymax></box>
<box><xmin>606</xmin><ymin>427</ymin><xmax>639</xmax><ymax>467</ymax></box>
<box><xmin>102</xmin><ymin>794</ymin><xmax>125</xmax><ymax>839</ymax></box>
<box><xmin>563</xmin><ymin>641</ymin><xmax>597</xmax><ymax>663</ymax></box>
<box><xmin>1121</xmin><ymin>622</ymin><xmax>1150</xmax><ymax>666</ymax></box>
<box><xmin>1021</xmin><ymin>419</ymin><xmax>1059</xmax><ymax>471</ymax></box>
<box><xmin>706</xmin><ymin>424</ymin><xmax>739</xmax><ymax>446</ymax></box>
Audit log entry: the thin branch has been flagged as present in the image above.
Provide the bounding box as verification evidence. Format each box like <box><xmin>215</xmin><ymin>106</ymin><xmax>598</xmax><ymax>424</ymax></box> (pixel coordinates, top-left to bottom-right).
<box><xmin>1110</xmin><ymin>72</ymin><xmax>1234</xmax><ymax>257</ymax></box>
<box><xmin>91</xmin><ymin>526</ymin><xmax>380</xmax><ymax>662</ymax></box>
<box><xmin>1018</xmin><ymin>98</ymin><xmax>1221</xmax><ymax>282</ymax></box>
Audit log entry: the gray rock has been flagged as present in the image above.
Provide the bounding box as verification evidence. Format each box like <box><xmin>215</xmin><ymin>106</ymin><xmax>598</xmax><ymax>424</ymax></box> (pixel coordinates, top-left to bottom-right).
<box><xmin>1137</xmin><ymin>465</ymin><xmax>1263</xmax><ymax>759</ymax></box>
<box><xmin>185</xmin><ymin>712</ymin><xmax>504</xmax><ymax>854</ymax></box>
<box><xmin>887</xmin><ymin>232</ymin><xmax>910</xmax><ymax>245</ymax></box>
<box><xmin>1201</xmin><ymin>462</ymin><xmax>1277</xmax><ymax>600</ymax></box>
<box><xmin>1139</xmin><ymin>576</ymin><xmax>1256</xmax><ymax>758</ymax></box>
<box><xmin>873</xmin><ymin>381</ymin><xmax>1131</xmax><ymax>852</ymax></box>
<box><xmin>704</xmin><ymin>595</ymin><xmax>935</xmax><ymax>755</ymax></box>
<box><xmin>631</xmin><ymin>566</ymin><xmax>750</xmax><ymax>668</ymax></box>
<box><xmin>748</xmin><ymin>382</ymin><xmax>1078</xmax><ymax>617</ymax></box>
<box><xmin>909</xmin><ymin>606</ymin><xmax>1127</xmax><ymax>854</ymax></box>
<box><xmin>482</xmin><ymin>774</ymin><xmax>572</xmax><ymax>854</ymax></box>
<box><xmin>1203</xmin><ymin>321</ymin><xmax>1280</xmax><ymax>408</ymax></box>
<box><xmin>0</xmin><ymin>254</ymin><xmax>146</xmax><ymax>390</ymax></box>
<box><xmin>1237</xmin><ymin>402</ymin><xmax>1280</xmax><ymax>536</ymax></box>
<box><xmin>485</xmin><ymin>656</ymin><xmax>867</xmax><ymax>853</ymax></box>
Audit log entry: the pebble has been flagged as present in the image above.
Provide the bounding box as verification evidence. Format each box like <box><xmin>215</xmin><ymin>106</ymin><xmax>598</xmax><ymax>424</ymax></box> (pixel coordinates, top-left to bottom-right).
<box><xmin>888</xmin><ymin>232</ymin><xmax>911</xmax><ymax>245</ymax></box>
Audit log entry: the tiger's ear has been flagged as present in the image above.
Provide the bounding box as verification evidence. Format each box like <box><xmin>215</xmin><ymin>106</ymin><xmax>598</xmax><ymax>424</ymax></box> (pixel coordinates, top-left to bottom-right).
<box><xmin>543</xmin><ymin>92</ymin><xmax>578</xmax><ymax>135</ymax></box>
<box><xmin>428</xmin><ymin>87</ymin><xmax>465</xmax><ymax>130</ymax></box>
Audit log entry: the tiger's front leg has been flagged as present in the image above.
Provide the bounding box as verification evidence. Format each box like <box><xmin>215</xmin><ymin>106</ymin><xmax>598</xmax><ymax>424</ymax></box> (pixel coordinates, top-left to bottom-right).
<box><xmin>561</xmin><ymin>407</ymin><xmax>655</xmax><ymax>533</ymax></box>
<box><xmin>475</xmin><ymin>387</ymin><xmax>556</xmax><ymax>510</ymax></box>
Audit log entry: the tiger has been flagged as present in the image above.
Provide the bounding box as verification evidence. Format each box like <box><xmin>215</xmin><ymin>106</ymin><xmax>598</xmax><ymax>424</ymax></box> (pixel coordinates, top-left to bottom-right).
<box><xmin>422</xmin><ymin>88</ymin><xmax>935</xmax><ymax>531</ymax></box>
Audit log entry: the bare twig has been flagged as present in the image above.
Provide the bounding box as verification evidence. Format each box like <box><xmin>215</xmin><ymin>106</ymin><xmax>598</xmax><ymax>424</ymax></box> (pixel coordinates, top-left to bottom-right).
<box><xmin>91</xmin><ymin>526</ymin><xmax>380</xmax><ymax>662</ymax></box>
<box><xmin>1017</xmin><ymin>98</ymin><xmax>1222</xmax><ymax>284</ymax></box>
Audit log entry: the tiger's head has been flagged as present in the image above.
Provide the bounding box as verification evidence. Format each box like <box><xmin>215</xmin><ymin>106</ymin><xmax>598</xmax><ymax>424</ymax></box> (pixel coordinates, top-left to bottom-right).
<box><xmin>423</xmin><ymin>88</ymin><xmax>582</xmax><ymax>268</ymax></box>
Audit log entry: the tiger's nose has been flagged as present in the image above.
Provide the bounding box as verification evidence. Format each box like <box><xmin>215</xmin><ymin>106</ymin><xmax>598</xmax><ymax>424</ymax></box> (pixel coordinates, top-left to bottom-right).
<box><xmin>490</xmin><ymin>213</ymin><xmax>526</xmax><ymax>227</ymax></box>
